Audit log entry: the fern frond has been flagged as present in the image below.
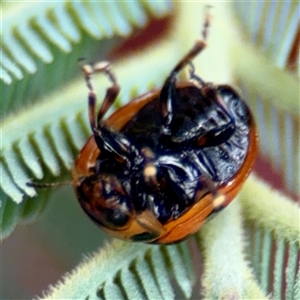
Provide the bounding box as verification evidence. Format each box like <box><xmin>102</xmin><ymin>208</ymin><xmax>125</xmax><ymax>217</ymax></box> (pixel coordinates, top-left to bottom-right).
<box><xmin>235</xmin><ymin>1</ymin><xmax>299</xmax><ymax>72</ymax></box>
<box><xmin>241</xmin><ymin>175</ymin><xmax>299</xmax><ymax>299</ymax></box>
<box><xmin>1</xmin><ymin>1</ymin><xmax>171</xmax><ymax>85</ymax></box>
<box><xmin>1</xmin><ymin>1</ymin><xmax>173</xmax><ymax>127</ymax></box>
<box><xmin>38</xmin><ymin>240</ymin><xmax>195</xmax><ymax>300</ymax></box>
<box><xmin>233</xmin><ymin>1</ymin><xmax>300</xmax><ymax>196</ymax></box>
<box><xmin>233</xmin><ymin>43</ymin><xmax>299</xmax><ymax>116</ymax></box>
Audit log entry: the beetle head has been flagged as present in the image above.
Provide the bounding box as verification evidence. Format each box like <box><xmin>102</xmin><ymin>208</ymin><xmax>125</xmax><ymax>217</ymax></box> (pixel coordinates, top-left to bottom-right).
<box><xmin>76</xmin><ymin>172</ymin><xmax>133</xmax><ymax>229</ymax></box>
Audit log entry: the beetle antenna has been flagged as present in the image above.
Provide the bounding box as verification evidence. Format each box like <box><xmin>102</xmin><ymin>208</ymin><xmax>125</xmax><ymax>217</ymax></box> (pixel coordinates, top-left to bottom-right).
<box><xmin>27</xmin><ymin>181</ymin><xmax>72</xmax><ymax>189</ymax></box>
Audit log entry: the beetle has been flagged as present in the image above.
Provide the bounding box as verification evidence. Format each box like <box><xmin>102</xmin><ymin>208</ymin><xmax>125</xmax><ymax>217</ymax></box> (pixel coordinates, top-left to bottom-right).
<box><xmin>72</xmin><ymin>13</ymin><xmax>258</xmax><ymax>244</ymax></box>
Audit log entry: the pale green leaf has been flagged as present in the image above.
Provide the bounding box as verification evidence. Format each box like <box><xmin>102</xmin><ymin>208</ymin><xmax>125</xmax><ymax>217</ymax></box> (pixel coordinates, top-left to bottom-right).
<box><xmin>38</xmin><ymin>240</ymin><xmax>195</xmax><ymax>299</ymax></box>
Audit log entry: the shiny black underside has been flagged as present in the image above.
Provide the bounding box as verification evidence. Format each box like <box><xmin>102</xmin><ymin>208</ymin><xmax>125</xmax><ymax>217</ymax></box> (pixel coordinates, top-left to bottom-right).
<box><xmin>78</xmin><ymin>85</ymin><xmax>251</xmax><ymax>225</ymax></box>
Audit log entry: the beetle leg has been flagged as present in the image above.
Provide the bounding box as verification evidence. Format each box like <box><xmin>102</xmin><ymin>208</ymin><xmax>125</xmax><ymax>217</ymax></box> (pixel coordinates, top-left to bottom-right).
<box><xmin>160</xmin><ymin>41</ymin><xmax>208</xmax><ymax>134</ymax></box>
<box><xmin>196</xmin><ymin>85</ymin><xmax>237</xmax><ymax>147</ymax></box>
<box><xmin>79</xmin><ymin>60</ymin><xmax>120</xmax><ymax>131</ymax></box>
<box><xmin>93</xmin><ymin>62</ymin><xmax>120</xmax><ymax>126</ymax></box>
<box><xmin>170</xmin><ymin>5</ymin><xmax>211</xmax><ymax>74</ymax></box>
<box><xmin>79</xmin><ymin>60</ymin><xmax>134</xmax><ymax>164</ymax></box>
<box><xmin>94</xmin><ymin>126</ymin><xmax>141</xmax><ymax>168</ymax></box>
<box><xmin>160</xmin><ymin>8</ymin><xmax>211</xmax><ymax>133</ymax></box>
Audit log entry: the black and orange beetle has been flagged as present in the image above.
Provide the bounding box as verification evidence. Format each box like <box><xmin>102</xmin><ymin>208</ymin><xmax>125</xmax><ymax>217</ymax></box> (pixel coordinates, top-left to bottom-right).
<box><xmin>72</xmin><ymin>14</ymin><xmax>258</xmax><ymax>244</ymax></box>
